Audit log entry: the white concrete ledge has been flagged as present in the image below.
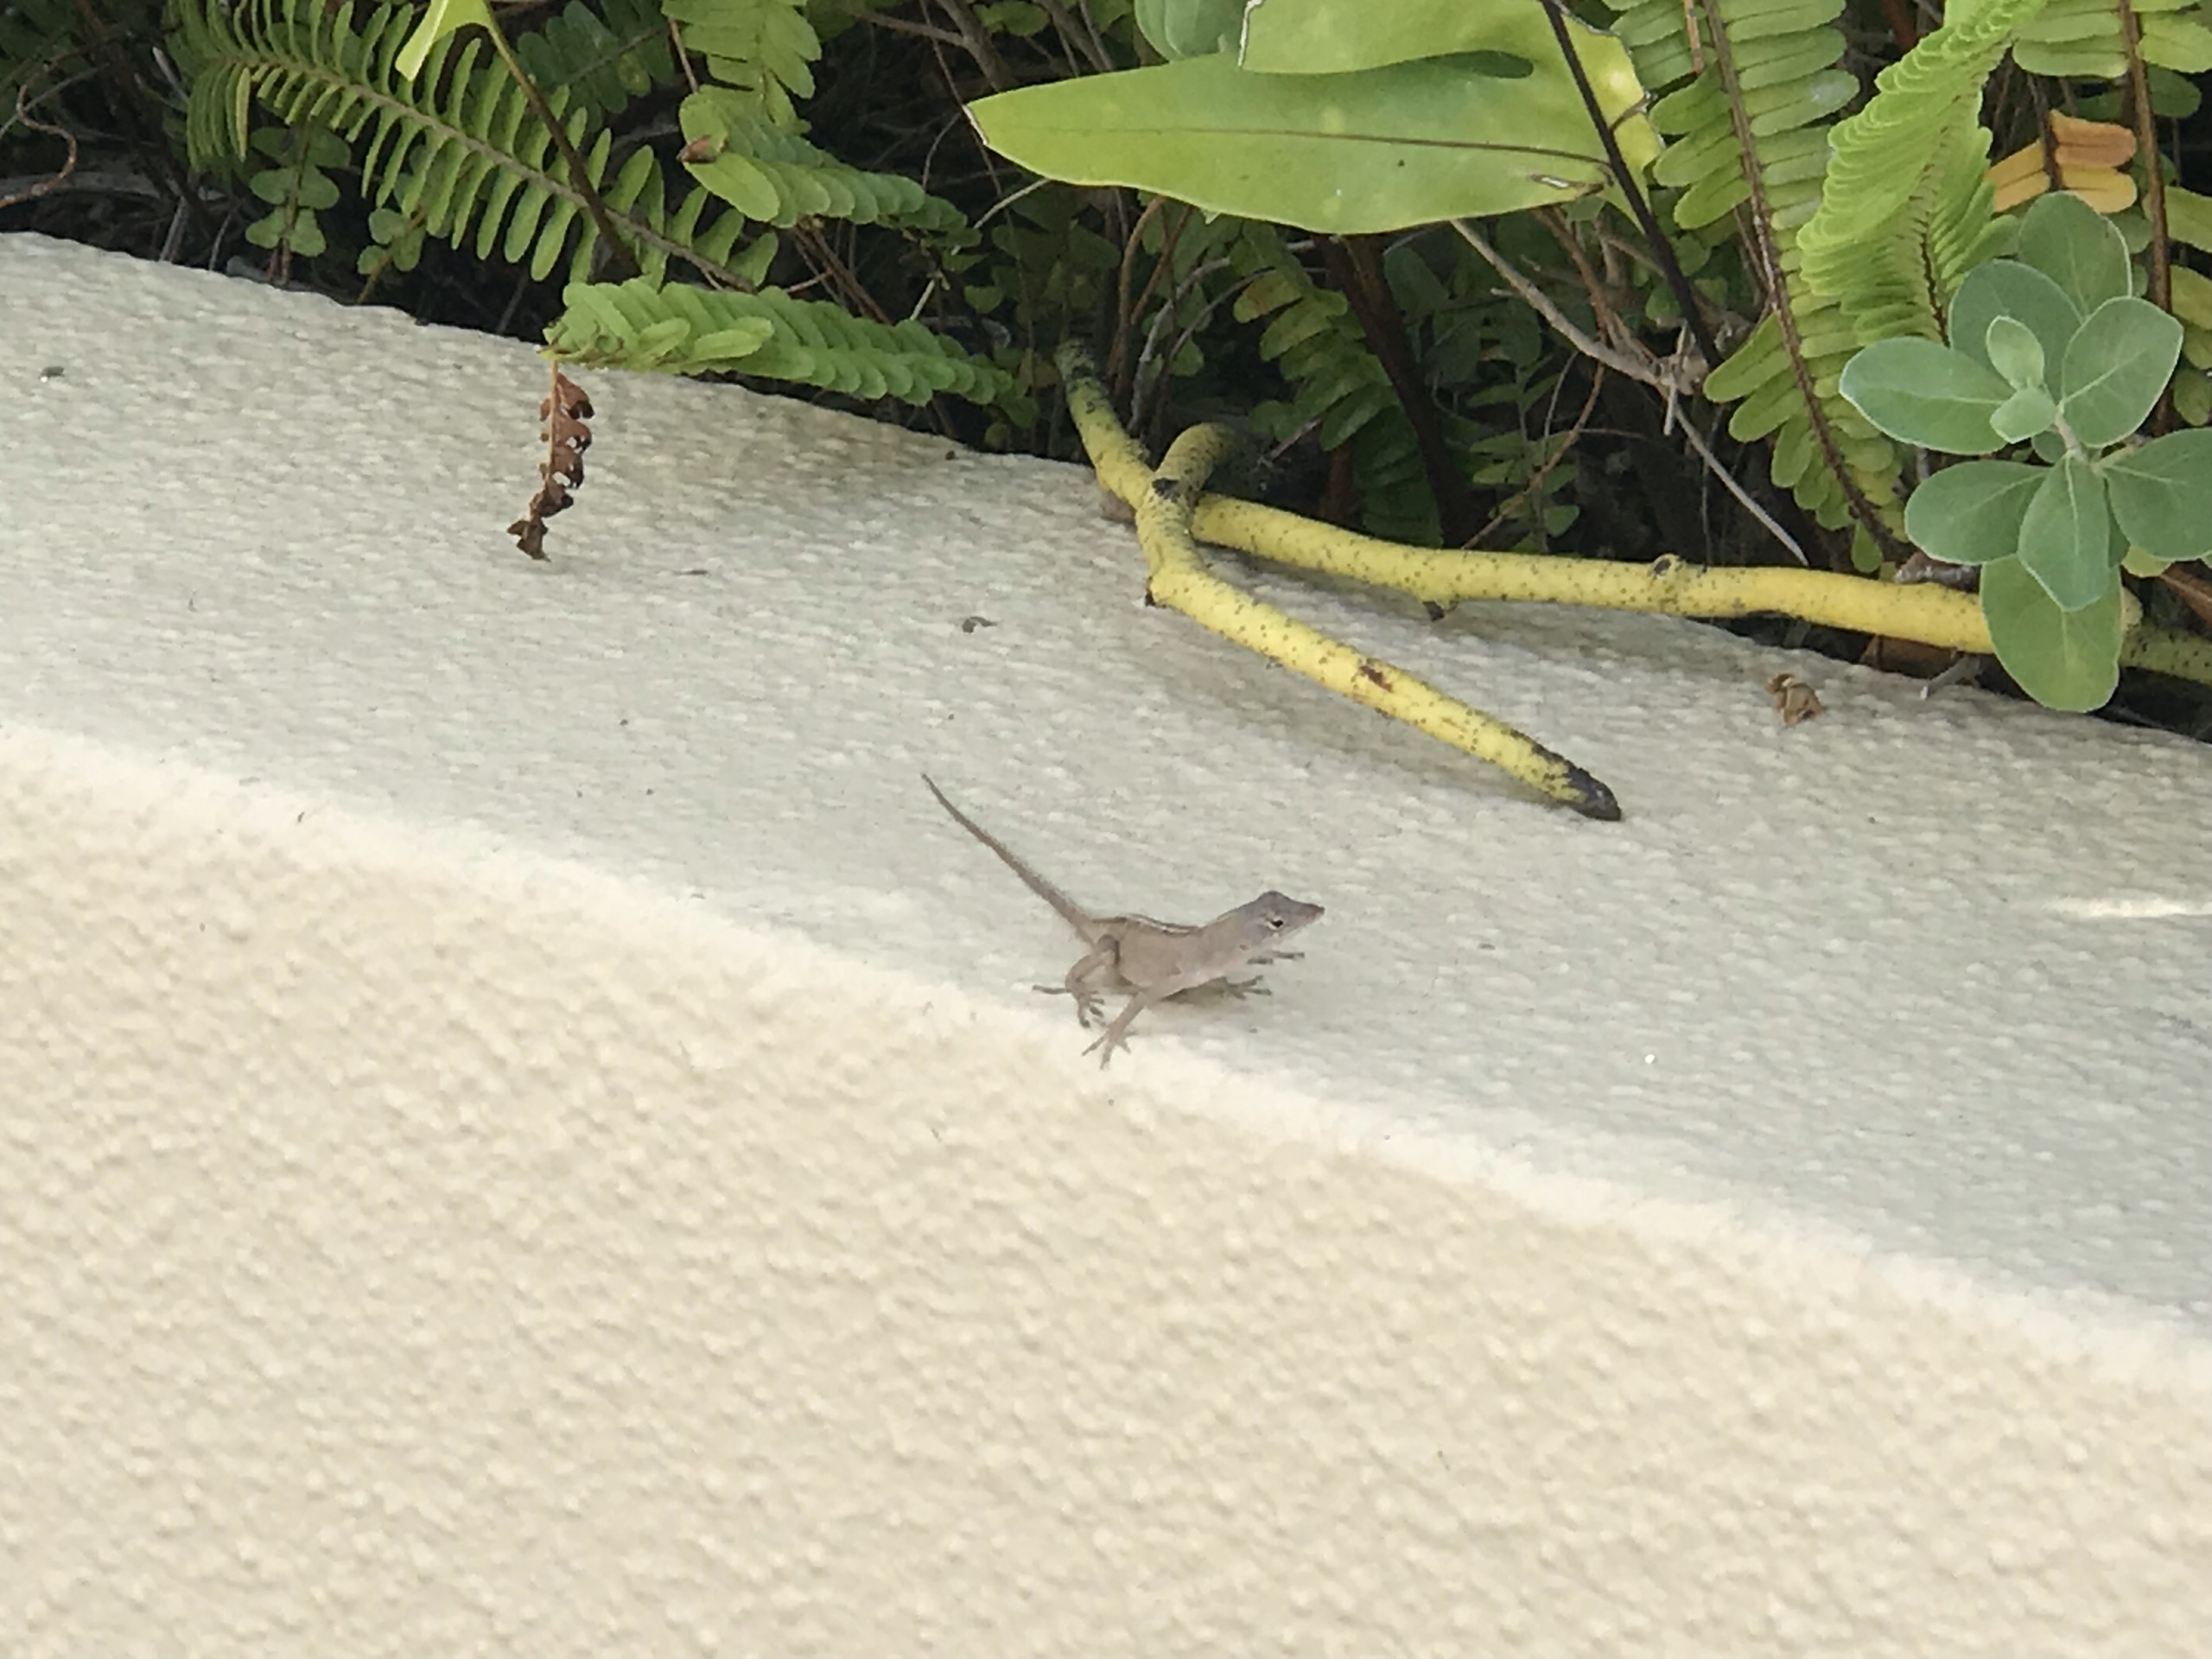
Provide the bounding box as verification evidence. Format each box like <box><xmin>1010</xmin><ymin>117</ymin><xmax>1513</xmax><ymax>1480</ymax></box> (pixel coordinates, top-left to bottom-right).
<box><xmin>6</xmin><ymin>232</ymin><xmax>2212</xmax><ymax>1654</ymax></box>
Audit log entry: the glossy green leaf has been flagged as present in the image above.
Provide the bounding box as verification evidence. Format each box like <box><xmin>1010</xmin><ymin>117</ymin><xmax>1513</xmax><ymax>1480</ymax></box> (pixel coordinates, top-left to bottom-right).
<box><xmin>1992</xmin><ymin>385</ymin><xmax>2057</xmax><ymax>442</ymax></box>
<box><xmin>1237</xmin><ymin>0</ymin><xmax>1642</xmax><ymax>106</ymax></box>
<box><xmin>1946</xmin><ymin>260</ymin><xmax>2081</xmax><ymax>377</ymax></box>
<box><xmin>1985</xmin><ymin>315</ymin><xmax>2046</xmax><ymax>391</ymax></box>
<box><xmin>2017</xmin><ymin>454</ymin><xmax>2114</xmax><ymax>611</ymax></box>
<box><xmin>1904</xmin><ymin>460</ymin><xmax>2043</xmax><ymax>565</ymax></box>
<box><xmin>2017</xmin><ymin>189</ymin><xmax>2132</xmax><ymax>313</ymax></box>
<box><xmin>1837</xmin><ymin>339</ymin><xmax>2011</xmax><ymax>454</ymax></box>
<box><xmin>2101</xmin><ymin>429</ymin><xmax>2212</xmax><ymax>559</ymax></box>
<box><xmin>1135</xmin><ymin>0</ymin><xmax>1242</xmax><ymax>60</ymax></box>
<box><xmin>1979</xmin><ymin>555</ymin><xmax>2123</xmax><ymax>712</ymax></box>
<box><xmin>964</xmin><ymin>52</ymin><xmax>1656</xmax><ymax>234</ymax></box>
<box><xmin>2059</xmin><ymin>296</ymin><xmax>2184</xmax><ymax>448</ymax></box>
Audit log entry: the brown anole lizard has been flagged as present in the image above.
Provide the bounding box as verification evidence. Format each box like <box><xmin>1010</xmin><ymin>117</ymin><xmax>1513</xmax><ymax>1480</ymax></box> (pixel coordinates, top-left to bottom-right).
<box><xmin>923</xmin><ymin>775</ymin><xmax>1324</xmax><ymax>1065</ymax></box>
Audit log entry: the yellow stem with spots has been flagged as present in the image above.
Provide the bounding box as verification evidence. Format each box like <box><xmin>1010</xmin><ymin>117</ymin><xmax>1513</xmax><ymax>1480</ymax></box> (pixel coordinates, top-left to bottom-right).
<box><xmin>1055</xmin><ymin>343</ymin><xmax>2212</xmax><ymax>815</ymax></box>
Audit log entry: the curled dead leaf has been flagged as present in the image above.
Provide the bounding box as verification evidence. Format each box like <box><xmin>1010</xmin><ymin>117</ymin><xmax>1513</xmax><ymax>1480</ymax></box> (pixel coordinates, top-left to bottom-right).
<box><xmin>1766</xmin><ymin>671</ymin><xmax>1825</xmax><ymax>727</ymax></box>
<box><xmin>508</xmin><ymin>366</ymin><xmax>594</xmax><ymax>562</ymax></box>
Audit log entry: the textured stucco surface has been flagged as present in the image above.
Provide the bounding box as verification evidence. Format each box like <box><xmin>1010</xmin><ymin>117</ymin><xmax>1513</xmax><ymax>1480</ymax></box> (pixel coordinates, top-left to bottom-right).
<box><xmin>5</xmin><ymin>232</ymin><xmax>2212</xmax><ymax>1653</ymax></box>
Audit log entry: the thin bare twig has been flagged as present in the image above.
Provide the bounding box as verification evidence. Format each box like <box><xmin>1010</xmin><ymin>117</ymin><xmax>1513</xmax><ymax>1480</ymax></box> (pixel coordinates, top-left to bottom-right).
<box><xmin>862</xmin><ymin>11</ymin><xmax>971</xmax><ymax>49</ymax></box>
<box><xmin>1035</xmin><ymin>0</ymin><xmax>1115</xmax><ymax>73</ymax></box>
<box><xmin>1452</xmin><ymin>219</ymin><xmax>1686</xmax><ymax>389</ymax></box>
<box><xmin>1451</xmin><ymin>219</ymin><xmax>1804</xmax><ymax>563</ymax></box>
<box><xmin>931</xmin><ymin>0</ymin><xmax>1014</xmax><ymax>91</ymax></box>
<box><xmin>0</xmin><ymin>86</ymin><xmax>78</xmax><ymax>213</ymax></box>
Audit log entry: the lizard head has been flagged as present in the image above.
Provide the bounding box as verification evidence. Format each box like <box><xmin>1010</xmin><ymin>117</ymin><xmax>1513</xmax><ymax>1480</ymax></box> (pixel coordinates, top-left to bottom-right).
<box><xmin>1249</xmin><ymin>892</ymin><xmax>1325</xmax><ymax>941</ymax></box>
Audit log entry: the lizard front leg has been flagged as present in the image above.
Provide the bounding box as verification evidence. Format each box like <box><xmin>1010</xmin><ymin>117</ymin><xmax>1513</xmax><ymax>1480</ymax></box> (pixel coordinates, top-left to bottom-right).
<box><xmin>1082</xmin><ymin>990</ymin><xmax>1155</xmax><ymax>1067</ymax></box>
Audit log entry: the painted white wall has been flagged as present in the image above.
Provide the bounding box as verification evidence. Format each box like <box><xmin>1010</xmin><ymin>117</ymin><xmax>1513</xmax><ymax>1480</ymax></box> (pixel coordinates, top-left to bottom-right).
<box><xmin>5</xmin><ymin>232</ymin><xmax>2209</xmax><ymax>1655</ymax></box>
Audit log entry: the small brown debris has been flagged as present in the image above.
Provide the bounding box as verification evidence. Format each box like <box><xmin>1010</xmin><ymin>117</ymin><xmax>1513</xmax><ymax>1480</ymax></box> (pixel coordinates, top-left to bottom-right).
<box><xmin>1766</xmin><ymin>671</ymin><xmax>1824</xmax><ymax>727</ymax></box>
<box><xmin>507</xmin><ymin>365</ymin><xmax>594</xmax><ymax>561</ymax></box>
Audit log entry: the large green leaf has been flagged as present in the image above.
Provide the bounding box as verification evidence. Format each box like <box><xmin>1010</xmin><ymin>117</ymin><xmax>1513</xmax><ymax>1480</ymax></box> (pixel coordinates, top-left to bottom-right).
<box><xmin>963</xmin><ymin>50</ymin><xmax>1658</xmax><ymax>234</ymax></box>
<box><xmin>1903</xmin><ymin>460</ymin><xmax>2043</xmax><ymax>564</ymax></box>
<box><xmin>2102</xmin><ymin>429</ymin><xmax>2212</xmax><ymax>560</ymax></box>
<box><xmin>2015</xmin><ymin>453</ymin><xmax>2114</xmax><ymax>611</ymax></box>
<box><xmin>1946</xmin><ymin>260</ymin><xmax>2081</xmax><ymax>378</ymax></box>
<box><xmin>2059</xmin><ymin>296</ymin><xmax>2184</xmax><ymax>448</ymax></box>
<box><xmin>1979</xmin><ymin>555</ymin><xmax>2123</xmax><ymax>712</ymax></box>
<box><xmin>1837</xmin><ymin>338</ymin><xmax>2011</xmax><ymax>453</ymax></box>
<box><xmin>2017</xmin><ymin>189</ymin><xmax>2132</xmax><ymax>314</ymax></box>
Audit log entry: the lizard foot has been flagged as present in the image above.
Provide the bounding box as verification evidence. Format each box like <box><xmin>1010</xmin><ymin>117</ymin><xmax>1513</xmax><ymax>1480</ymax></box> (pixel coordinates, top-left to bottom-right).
<box><xmin>1035</xmin><ymin>984</ymin><xmax>1107</xmax><ymax>1027</ymax></box>
<box><xmin>1081</xmin><ymin>1027</ymin><xmax>1132</xmax><ymax>1067</ymax></box>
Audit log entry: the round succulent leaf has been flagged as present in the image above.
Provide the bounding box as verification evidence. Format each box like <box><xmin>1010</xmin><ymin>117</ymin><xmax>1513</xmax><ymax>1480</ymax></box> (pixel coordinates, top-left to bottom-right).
<box><xmin>1837</xmin><ymin>338</ymin><xmax>2011</xmax><ymax>454</ymax></box>
<box><xmin>2176</xmin><ymin>367</ymin><xmax>2212</xmax><ymax>427</ymax></box>
<box><xmin>2101</xmin><ymin>428</ymin><xmax>2212</xmax><ymax>559</ymax></box>
<box><xmin>1946</xmin><ymin>259</ymin><xmax>2082</xmax><ymax>374</ymax></box>
<box><xmin>2016</xmin><ymin>453</ymin><xmax>2117</xmax><ymax>611</ymax></box>
<box><xmin>2059</xmin><ymin>296</ymin><xmax>2185</xmax><ymax>448</ymax></box>
<box><xmin>1984</xmin><ymin>315</ymin><xmax>2048</xmax><ymax>391</ymax></box>
<box><xmin>1979</xmin><ymin>555</ymin><xmax>2124</xmax><ymax>712</ymax></box>
<box><xmin>1991</xmin><ymin>385</ymin><xmax>2058</xmax><ymax>442</ymax></box>
<box><xmin>1904</xmin><ymin>461</ymin><xmax>2044</xmax><ymax>565</ymax></box>
<box><xmin>2017</xmin><ymin>189</ymin><xmax>2133</xmax><ymax>313</ymax></box>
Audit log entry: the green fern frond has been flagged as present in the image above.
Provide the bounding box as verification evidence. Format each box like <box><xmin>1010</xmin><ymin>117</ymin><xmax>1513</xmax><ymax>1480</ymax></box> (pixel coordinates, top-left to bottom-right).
<box><xmin>1231</xmin><ymin>225</ymin><xmax>1441</xmax><ymax>543</ymax></box>
<box><xmin>1801</xmin><ymin>0</ymin><xmax>2046</xmax><ymax>263</ymax></box>
<box><xmin>662</xmin><ymin>0</ymin><xmax>820</xmax><ymax>125</ymax></box>
<box><xmin>1604</xmin><ymin>0</ymin><xmax>1894</xmax><ymax>539</ymax></box>
<box><xmin>173</xmin><ymin>0</ymin><xmax>755</xmax><ymax>288</ymax></box>
<box><xmin>513</xmin><ymin>0</ymin><xmax>677</xmax><ymax>122</ymax></box>
<box><xmin>1797</xmin><ymin>131</ymin><xmax>2002</xmax><ymax>346</ymax></box>
<box><xmin>548</xmin><ymin>276</ymin><xmax>1017</xmax><ymax>405</ymax></box>
<box><xmin>244</xmin><ymin>120</ymin><xmax>349</xmax><ymax>263</ymax></box>
<box><xmin>2013</xmin><ymin>0</ymin><xmax>2212</xmax><ymax>77</ymax></box>
<box><xmin>679</xmin><ymin>87</ymin><xmax>964</xmax><ymax>231</ymax></box>
<box><xmin>1727</xmin><ymin>0</ymin><xmax>2047</xmax><ymax>543</ymax></box>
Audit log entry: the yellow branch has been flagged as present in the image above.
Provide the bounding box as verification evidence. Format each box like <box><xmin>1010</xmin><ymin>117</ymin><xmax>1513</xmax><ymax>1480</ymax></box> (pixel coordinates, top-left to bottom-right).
<box><xmin>1054</xmin><ymin>342</ymin><xmax>2212</xmax><ymax>816</ymax></box>
<box><xmin>1190</xmin><ymin>495</ymin><xmax>1995</xmax><ymax>649</ymax></box>
<box><xmin>1139</xmin><ymin>422</ymin><xmax>1622</xmax><ymax>820</ymax></box>
<box><xmin>1058</xmin><ymin>346</ymin><xmax>2212</xmax><ymax>687</ymax></box>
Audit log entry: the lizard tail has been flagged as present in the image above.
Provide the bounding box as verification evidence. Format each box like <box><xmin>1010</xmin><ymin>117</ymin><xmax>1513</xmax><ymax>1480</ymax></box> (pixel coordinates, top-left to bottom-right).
<box><xmin>921</xmin><ymin>774</ymin><xmax>1095</xmax><ymax>938</ymax></box>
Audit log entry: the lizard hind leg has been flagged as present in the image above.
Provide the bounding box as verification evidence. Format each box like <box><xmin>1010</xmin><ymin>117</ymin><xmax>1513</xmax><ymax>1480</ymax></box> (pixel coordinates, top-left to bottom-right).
<box><xmin>1034</xmin><ymin>982</ymin><xmax>1108</xmax><ymax>1027</ymax></box>
<box><xmin>1038</xmin><ymin>938</ymin><xmax>1119</xmax><ymax>1029</ymax></box>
